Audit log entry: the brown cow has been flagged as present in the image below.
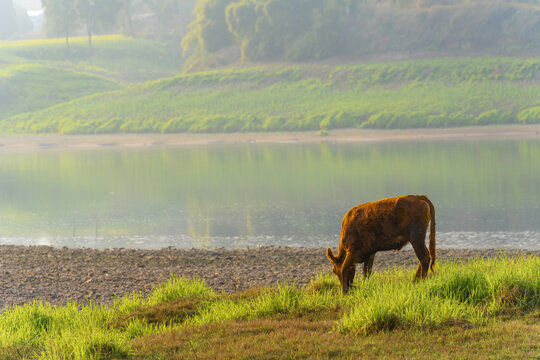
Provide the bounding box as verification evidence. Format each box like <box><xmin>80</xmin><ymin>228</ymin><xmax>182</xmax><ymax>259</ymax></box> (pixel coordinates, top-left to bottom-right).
<box><xmin>326</xmin><ymin>195</ymin><xmax>436</xmax><ymax>293</ymax></box>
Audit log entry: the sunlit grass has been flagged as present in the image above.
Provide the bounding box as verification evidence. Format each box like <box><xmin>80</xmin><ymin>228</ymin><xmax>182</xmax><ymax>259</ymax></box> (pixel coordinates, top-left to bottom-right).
<box><xmin>0</xmin><ymin>277</ymin><xmax>211</xmax><ymax>359</ymax></box>
<box><xmin>0</xmin><ymin>35</ymin><xmax>183</xmax><ymax>84</ymax></box>
<box><xmin>338</xmin><ymin>256</ymin><xmax>539</xmax><ymax>334</ymax></box>
<box><xmin>0</xmin><ymin>35</ymin><xmax>126</xmax><ymax>48</ymax></box>
<box><xmin>0</xmin><ymin>255</ymin><xmax>537</xmax><ymax>359</ymax></box>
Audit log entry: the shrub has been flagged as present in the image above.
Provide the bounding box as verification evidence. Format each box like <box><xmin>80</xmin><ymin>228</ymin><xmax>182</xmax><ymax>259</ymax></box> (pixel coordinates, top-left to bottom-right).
<box><xmin>517</xmin><ymin>106</ymin><xmax>540</xmax><ymax>124</ymax></box>
<box><xmin>475</xmin><ymin>109</ymin><xmax>513</xmax><ymax>125</ymax></box>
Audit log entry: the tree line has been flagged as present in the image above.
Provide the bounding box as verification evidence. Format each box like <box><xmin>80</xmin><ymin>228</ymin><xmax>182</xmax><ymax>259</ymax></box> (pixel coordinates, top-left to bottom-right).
<box><xmin>181</xmin><ymin>0</ymin><xmax>540</xmax><ymax>68</ymax></box>
<box><xmin>40</xmin><ymin>0</ymin><xmax>198</xmax><ymax>49</ymax></box>
<box><xmin>1</xmin><ymin>0</ymin><xmax>197</xmax><ymax>46</ymax></box>
<box><xmin>3</xmin><ymin>0</ymin><xmax>540</xmax><ymax>63</ymax></box>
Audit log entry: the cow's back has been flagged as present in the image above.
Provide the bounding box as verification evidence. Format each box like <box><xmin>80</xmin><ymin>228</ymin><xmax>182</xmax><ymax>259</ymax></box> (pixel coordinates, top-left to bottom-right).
<box><xmin>341</xmin><ymin>195</ymin><xmax>430</xmax><ymax>254</ymax></box>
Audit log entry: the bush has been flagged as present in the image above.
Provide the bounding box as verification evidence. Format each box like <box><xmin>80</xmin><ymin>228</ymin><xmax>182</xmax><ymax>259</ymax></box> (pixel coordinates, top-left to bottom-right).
<box><xmin>517</xmin><ymin>106</ymin><xmax>540</xmax><ymax>124</ymax></box>
<box><xmin>262</xmin><ymin>116</ymin><xmax>287</xmax><ymax>131</ymax></box>
<box><xmin>94</xmin><ymin>118</ymin><xmax>124</xmax><ymax>133</ymax></box>
<box><xmin>475</xmin><ymin>109</ymin><xmax>513</xmax><ymax>125</ymax></box>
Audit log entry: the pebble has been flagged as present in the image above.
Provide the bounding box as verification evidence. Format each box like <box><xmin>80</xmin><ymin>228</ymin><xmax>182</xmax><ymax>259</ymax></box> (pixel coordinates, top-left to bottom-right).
<box><xmin>0</xmin><ymin>245</ymin><xmax>537</xmax><ymax>311</ymax></box>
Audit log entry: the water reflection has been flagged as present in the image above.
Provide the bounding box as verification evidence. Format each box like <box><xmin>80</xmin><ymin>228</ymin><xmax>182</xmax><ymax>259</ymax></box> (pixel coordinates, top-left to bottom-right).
<box><xmin>0</xmin><ymin>139</ymin><xmax>539</xmax><ymax>249</ymax></box>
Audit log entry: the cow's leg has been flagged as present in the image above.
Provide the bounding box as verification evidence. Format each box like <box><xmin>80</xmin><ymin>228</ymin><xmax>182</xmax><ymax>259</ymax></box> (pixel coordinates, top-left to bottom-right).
<box><xmin>363</xmin><ymin>254</ymin><xmax>375</xmax><ymax>278</ymax></box>
<box><xmin>410</xmin><ymin>225</ymin><xmax>430</xmax><ymax>281</ymax></box>
<box><xmin>341</xmin><ymin>252</ymin><xmax>356</xmax><ymax>294</ymax></box>
<box><xmin>349</xmin><ymin>263</ymin><xmax>356</xmax><ymax>289</ymax></box>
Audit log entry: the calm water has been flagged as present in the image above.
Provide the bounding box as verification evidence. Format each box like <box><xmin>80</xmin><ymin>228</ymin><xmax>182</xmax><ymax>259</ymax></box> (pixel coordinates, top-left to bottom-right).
<box><xmin>0</xmin><ymin>139</ymin><xmax>539</xmax><ymax>250</ymax></box>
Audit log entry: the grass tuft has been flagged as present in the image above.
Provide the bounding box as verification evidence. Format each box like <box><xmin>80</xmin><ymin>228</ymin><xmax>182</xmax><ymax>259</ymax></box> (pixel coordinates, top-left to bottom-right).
<box><xmin>306</xmin><ymin>272</ymin><xmax>340</xmax><ymax>294</ymax></box>
<box><xmin>146</xmin><ymin>276</ymin><xmax>215</xmax><ymax>305</ymax></box>
<box><xmin>428</xmin><ymin>270</ymin><xmax>492</xmax><ymax>304</ymax></box>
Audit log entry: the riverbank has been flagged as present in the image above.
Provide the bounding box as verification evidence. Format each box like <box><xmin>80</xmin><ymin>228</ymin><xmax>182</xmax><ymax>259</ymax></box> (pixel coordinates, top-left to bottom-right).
<box><xmin>0</xmin><ymin>245</ymin><xmax>537</xmax><ymax>311</ymax></box>
<box><xmin>1</xmin><ymin>124</ymin><xmax>539</xmax><ymax>153</ymax></box>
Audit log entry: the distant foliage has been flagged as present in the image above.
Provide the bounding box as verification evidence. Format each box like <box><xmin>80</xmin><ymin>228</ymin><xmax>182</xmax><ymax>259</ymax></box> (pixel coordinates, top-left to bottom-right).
<box><xmin>42</xmin><ymin>0</ymin><xmax>79</xmax><ymax>38</ymax></box>
<box><xmin>517</xmin><ymin>106</ymin><xmax>540</xmax><ymax>124</ymax></box>
<box><xmin>75</xmin><ymin>0</ymin><xmax>122</xmax><ymax>46</ymax></box>
<box><xmin>224</xmin><ymin>0</ymin><xmax>348</xmax><ymax>61</ymax></box>
<box><xmin>182</xmin><ymin>0</ymin><xmax>236</xmax><ymax>56</ymax></box>
<box><xmin>40</xmin><ymin>0</ymin><xmax>198</xmax><ymax>43</ymax></box>
<box><xmin>183</xmin><ymin>0</ymin><xmax>540</xmax><ymax>64</ymax></box>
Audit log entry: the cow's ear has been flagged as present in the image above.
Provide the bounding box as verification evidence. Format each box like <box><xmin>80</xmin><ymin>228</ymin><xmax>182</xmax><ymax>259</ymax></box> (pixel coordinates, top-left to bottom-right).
<box><xmin>326</xmin><ymin>248</ymin><xmax>336</xmax><ymax>263</ymax></box>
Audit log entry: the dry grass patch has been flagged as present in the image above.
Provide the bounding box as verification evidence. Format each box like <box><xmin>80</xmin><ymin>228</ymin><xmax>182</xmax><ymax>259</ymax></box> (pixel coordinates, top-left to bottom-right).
<box><xmin>224</xmin><ymin>287</ymin><xmax>271</xmax><ymax>302</ymax></box>
<box><xmin>131</xmin><ymin>311</ymin><xmax>342</xmax><ymax>360</ymax></box>
<box><xmin>131</xmin><ymin>315</ymin><xmax>539</xmax><ymax>359</ymax></box>
<box><xmin>114</xmin><ymin>298</ymin><xmax>205</xmax><ymax>328</ymax></box>
<box><xmin>0</xmin><ymin>345</ymin><xmax>39</xmax><ymax>360</ymax></box>
<box><xmin>114</xmin><ymin>288</ymin><xmax>278</xmax><ymax>329</ymax></box>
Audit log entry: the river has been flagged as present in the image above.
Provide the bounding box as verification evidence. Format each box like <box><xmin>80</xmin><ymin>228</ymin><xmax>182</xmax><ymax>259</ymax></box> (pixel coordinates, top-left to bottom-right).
<box><xmin>0</xmin><ymin>138</ymin><xmax>538</xmax><ymax>250</ymax></box>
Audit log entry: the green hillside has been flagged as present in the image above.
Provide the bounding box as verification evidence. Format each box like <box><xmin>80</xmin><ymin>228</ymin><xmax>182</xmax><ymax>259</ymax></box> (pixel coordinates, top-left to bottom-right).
<box><xmin>0</xmin><ymin>35</ymin><xmax>183</xmax><ymax>83</ymax></box>
<box><xmin>0</xmin><ymin>64</ymin><xmax>121</xmax><ymax>120</ymax></box>
<box><xmin>2</xmin><ymin>57</ymin><xmax>540</xmax><ymax>134</ymax></box>
<box><xmin>0</xmin><ymin>36</ymin><xmax>185</xmax><ymax>130</ymax></box>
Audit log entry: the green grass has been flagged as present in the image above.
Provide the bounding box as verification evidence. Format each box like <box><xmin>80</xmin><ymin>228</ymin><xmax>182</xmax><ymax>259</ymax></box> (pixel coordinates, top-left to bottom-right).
<box><xmin>0</xmin><ymin>36</ymin><xmax>184</xmax><ymax>129</ymax></box>
<box><xmin>2</xmin><ymin>56</ymin><xmax>540</xmax><ymax>134</ymax></box>
<box><xmin>0</xmin><ymin>63</ymin><xmax>121</xmax><ymax>120</ymax></box>
<box><xmin>0</xmin><ymin>35</ymin><xmax>183</xmax><ymax>83</ymax></box>
<box><xmin>0</xmin><ymin>255</ymin><xmax>538</xmax><ymax>359</ymax></box>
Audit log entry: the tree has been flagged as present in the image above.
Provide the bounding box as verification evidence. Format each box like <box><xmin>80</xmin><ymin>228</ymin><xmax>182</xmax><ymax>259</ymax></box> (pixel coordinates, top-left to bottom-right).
<box><xmin>226</xmin><ymin>0</ymin><xmax>347</xmax><ymax>61</ymax></box>
<box><xmin>225</xmin><ymin>0</ymin><xmax>256</xmax><ymax>60</ymax></box>
<box><xmin>76</xmin><ymin>0</ymin><xmax>122</xmax><ymax>49</ymax></box>
<box><xmin>311</xmin><ymin>0</ymin><xmax>347</xmax><ymax>59</ymax></box>
<box><xmin>143</xmin><ymin>0</ymin><xmax>183</xmax><ymax>38</ymax></box>
<box><xmin>42</xmin><ymin>0</ymin><xmax>79</xmax><ymax>51</ymax></box>
<box><xmin>119</xmin><ymin>0</ymin><xmax>135</xmax><ymax>37</ymax></box>
<box><xmin>118</xmin><ymin>0</ymin><xmax>197</xmax><ymax>39</ymax></box>
<box><xmin>182</xmin><ymin>0</ymin><xmax>236</xmax><ymax>56</ymax></box>
<box><xmin>0</xmin><ymin>0</ymin><xmax>17</xmax><ymax>39</ymax></box>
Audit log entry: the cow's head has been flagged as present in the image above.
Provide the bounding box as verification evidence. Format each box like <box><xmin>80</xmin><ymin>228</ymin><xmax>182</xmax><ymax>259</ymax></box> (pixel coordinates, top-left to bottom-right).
<box><xmin>326</xmin><ymin>248</ymin><xmax>355</xmax><ymax>294</ymax></box>
<box><xmin>326</xmin><ymin>247</ymin><xmax>342</xmax><ymax>278</ymax></box>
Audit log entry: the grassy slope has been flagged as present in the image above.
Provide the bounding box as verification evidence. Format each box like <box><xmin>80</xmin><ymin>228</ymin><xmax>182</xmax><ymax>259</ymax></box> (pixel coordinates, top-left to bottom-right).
<box><xmin>0</xmin><ymin>256</ymin><xmax>538</xmax><ymax>359</ymax></box>
<box><xmin>0</xmin><ymin>36</ymin><xmax>184</xmax><ymax>128</ymax></box>
<box><xmin>0</xmin><ymin>64</ymin><xmax>121</xmax><ymax>120</ymax></box>
<box><xmin>2</xmin><ymin>57</ymin><xmax>540</xmax><ymax>134</ymax></box>
<box><xmin>0</xmin><ymin>35</ymin><xmax>183</xmax><ymax>83</ymax></box>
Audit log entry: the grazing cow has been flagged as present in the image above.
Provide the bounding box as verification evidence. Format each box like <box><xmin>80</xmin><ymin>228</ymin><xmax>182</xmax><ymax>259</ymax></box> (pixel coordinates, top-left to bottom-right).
<box><xmin>326</xmin><ymin>195</ymin><xmax>436</xmax><ymax>293</ymax></box>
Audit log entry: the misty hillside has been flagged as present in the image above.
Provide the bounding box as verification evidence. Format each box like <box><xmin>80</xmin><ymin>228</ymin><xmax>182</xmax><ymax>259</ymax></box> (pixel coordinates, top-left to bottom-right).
<box><xmin>0</xmin><ymin>36</ymin><xmax>183</xmax><ymax>121</ymax></box>
<box><xmin>2</xmin><ymin>56</ymin><xmax>539</xmax><ymax>134</ymax></box>
<box><xmin>1</xmin><ymin>0</ymin><xmax>540</xmax><ymax>133</ymax></box>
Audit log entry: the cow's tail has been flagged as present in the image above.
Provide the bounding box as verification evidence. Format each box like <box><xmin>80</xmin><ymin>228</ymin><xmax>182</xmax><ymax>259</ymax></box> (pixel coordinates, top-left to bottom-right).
<box><xmin>422</xmin><ymin>195</ymin><xmax>436</xmax><ymax>273</ymax></box>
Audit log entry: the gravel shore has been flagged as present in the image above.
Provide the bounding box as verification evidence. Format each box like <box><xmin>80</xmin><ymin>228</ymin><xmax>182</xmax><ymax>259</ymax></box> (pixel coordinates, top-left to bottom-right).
<box><xmin>0</xmin><ymin>246</ymin><xmax>537</xmax><ymax>311</ymax></box>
